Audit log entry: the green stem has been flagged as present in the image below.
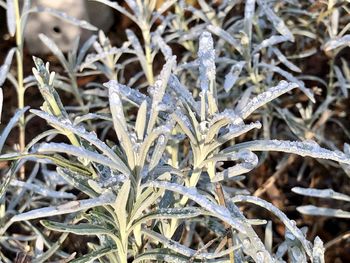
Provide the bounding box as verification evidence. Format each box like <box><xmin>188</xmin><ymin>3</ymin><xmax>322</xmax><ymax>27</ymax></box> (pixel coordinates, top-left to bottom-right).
<box><xmin>142</xmin><ymin>26</ymin><xmax>154</xmax><ymax>85</ymax></box>
<box><xmin>14</xmin><ymin>0</ymin><xmax>25</xmax><ymax>178</ymax></box>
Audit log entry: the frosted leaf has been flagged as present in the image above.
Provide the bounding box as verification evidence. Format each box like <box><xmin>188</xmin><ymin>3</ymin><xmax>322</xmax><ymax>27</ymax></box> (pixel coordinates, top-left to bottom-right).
<box><xmin>243</xmin><ymin>0</ymin><xmax>256</xmax><ymax>44</ymax></box>
<box><xmin>207</xmin><ymin>25</ymin><xmax>243</xmax><ymax>54</ymax></box>
<box><xmin>133</xmin><ymin>207</ymin><xmax>203</xmax><ymax>237</ymax></box>
<box><xmin>126</xmin><ymin>29</ymin><xmax>147</xmax><ymax>70</ymax></box>
<box><xmin>265</xmin><ymin>221</ymin><xmax>273</xmax><ymax>253</ymax></box>
<box><xmin>73</xmin><ymin>113</ymin><xmax>112</xmax><ymax>125</ymax></box>
<box><xmin>253</xmin><ymin>35</ymin><xmax>289</xmax><ymax>54</ymax></box>
<box><xmin>76</xmin><ymin>35</ymin><xmax>98</xmax><ymax>68</ymax></box>
<box><xmin>92</xmin><ymin>0</ymin><xmax>138</xmax><ymax>25</ymax></box>
<box><xmin>0</xmin><ymin>88</ymin><xmax>2</xmax><ymax>123</ymax></box>
<box><xmin>39</xmin><ymin>34</ymin><xmax>69</xmax><ymax>72</ymax></box>
<box><xmin>231</xmin><ymin>139</ymin><xmax>350</xmax><ymax>165</ymax></box>
<box><xmin>148</xmin><ymin>134</ymin><xmax>169</xmax><ymax>171</ymax></box>
<box><xmin>104</xmin><ymin>80</ymin><xmax>149</xmax><ymax>106</ymax></box>
<box><xmin>272</xmin><ymin>47</ymin><xmax>301</xmax><ymax>73</ymax></box>
<box><xmin>258</xmin><ymin>63</ymin><xmax>315</xmax><ymax>102</ymax></box>
<box><xmin>207</xmin><ymin>121</ymin><xmax>262</xmax><ymax>154</ymax></box>
<box><xmin>142</xmin><ymin>229</ymin><xmax>240</xmax><ymax>260</ymax></box>
<box><xmin>0</xmin><ymin>106</ymin><xmax>29</xmax><ymax>153</ymax></box>
<box><xmin>152</xmin><ymin>56</ymin><xmax>176</xmax><ymax>106</ymax></box>
<box><xmin>30</xmin><ymin>109</ymin><xmax>130</xmax><ymax>175</ymax></box>
<box><xmin>124</xmin><ymin>0</ymin><xmax>140</xmax><ymax>16</ymax></box>
<box><xmin>10</xmin><ymin>190</ymin><xmax>115</xmax><ymax>222</ymax></box>
<box><xmin>9</xmin><ymin>179</ymin><xmax>75</xmax><ymax>199</ymax></box>
<box><xmin>205</xmin><ymin>109</ymin><xmax>244</xmax><ymax>143</ymax></box>
<box><xmin>323</xmin><ymin>34</ymin><xmax>350</xmax><ymax>51</ymax></box>
<box><xmin>172</xmin><ymin>110</ymin><xmax>197</xmax><ymax>144</ymax></box>
<box><xmin>147</xmin><ymin>56</ymin><xmax>176</xmax><ymax>134</ymax></box>
<box><xmin>138</xmin><ymin>121</ymin><xmax>174</xmax><ymax>168</ymax></box>
<box><xmin>297</xmin><ymin>205</ymin><xmax>350</xmax><ymax>218</ymax></box>
<box><xmin>211</xmin><ymin>150</ymin><xmax>258</xmax><ymax>182</ymax></box>
<box><xmin>144</xmin><ymin>181</ymin><xmax>246</xmax><ymax>233</ymax></box>
<box><xmin>236</xmin><ymin>86</ymin><xmax>254</xmax><ymax>113</ymax></box>
<box><xmin>334</xmin><ymin>65</ymin><xmax>349</xmax><ymax>97</ymax></box>
<box><xmin>312</xmin><ymin>237</ymin><xmax>325</xmax><ymax>263</ymax></box>
<box><xmin>80</xmin><ymin>47</ymin><xmax>120</xmax><ymax>70</ymax></box>
<box><xmin>0</xmin><ymin>48</ymin><xmax>16</xmax><ymax>86</ymax></box>
<box><xmin>289</xmin><ymin>246</ymin><xmax>306</xmax><ymax>262</ymax></box>
<box><xmin>224</xmin><ymin>200</ymin><xmax>273</xmax><ymax>262</ymax></box>
<box><xmin>109</xmin><ymin>82</ymin><xmax>135</xmax><ymax>169</ymax></box>
<box><xmin>209</xmin><ymin>109</ymin><xmax>243</xmax><ymax>127</ymax></box>
<box><xmin>34</xmin><ymin>6</ymin><xmax>98</xmax><ymax>31</ymax></box>
<box><xmin>238</xmin><ymin>80</ymin><xmax>299</xmax><ymax>119</ymax></box>
<box><xmin>344</xmin><ymin>143</ymin><xmax>350</xmax><ymax>155</ymax></box>
<box><xmin>153</xmin><ymin>33</ymin><xmax>173</xmax><ymax>60</ymax></box>
<box><xmin>133</xmin><ymin>250</ymin><xmax>194</xmax><ymax>263</ymax></box>
<box><xmin>109</xmin><ymin>84</ymin><xmax>128</xmax><ymax>131</ymax></box>
<box><xmin>223</xmin><ymin>62</ymin><xmax>245</xmax><ymax>92</ymax></box>
<box><xmin>37</xmin><ymin>142</ymin><xmax>125</xmax><ymax>173</ymax></box>
<box><xmin>292</xmin><ymin>187</ymin><xmax>350</xmax><ymax>202</ymax></box>
<box><xmin>6</xmin><ymin>0</ymin><xmax>15</xmax><ymax>36</ymax></box>
<box><xmin>168</xmin><ymin>75</ymin><xmax>199</xmax><ymax>114</ymax></box>
<box><xmin>257</xmin><ymin>0</ymin><xmax>294</xmax><ymax>41</ymax></box>
<box><xmin>99</xmin><ymin>172</ymin><xmax>127</xmax><ymax>188</ymax></box>
<box><xmin>232</xmin><ymin>195</ymin><xmax>312</xmax><ymax>258</ymax></box>
<box><xmin>198</xmin><ymin>31</ymin><xmax>216</xmax><ymax>92</ymax></box>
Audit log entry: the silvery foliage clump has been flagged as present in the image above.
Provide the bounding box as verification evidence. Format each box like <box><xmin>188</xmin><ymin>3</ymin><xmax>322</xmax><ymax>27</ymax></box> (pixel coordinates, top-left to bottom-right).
<box><xmin>1</xmin><ymin>0</ymin><xmax>350</xmax><ymax>262</ymax></box>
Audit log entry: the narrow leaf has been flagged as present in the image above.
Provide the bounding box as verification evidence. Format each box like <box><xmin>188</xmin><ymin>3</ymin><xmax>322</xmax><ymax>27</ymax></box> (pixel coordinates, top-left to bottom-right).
<box><xmin>292</xmin><ymin>187</ymin><xmax>350</xmax><ymax>202</ymax></box>
<box><xmin>34</xmin><ymin>6</ymin><xmax>98</xmax><ymax>31</ymax></box>
<box><xmin>232</xmin><ymin>195</ymin><xmax>312</xmax><ymax>258</ymax></box>
<box><xmin>143</xmin><ymin>181</ymin><xmax>246</xmax><ymax>234</ymax></box>
<box><xmin>0</xmin><ymin>48</ymin><xmax>16</xmax><ymax>86</ymax></box>
<box><xmin>41</xmin><ymin>221</ymin><xmax>115</xmax><ymax>236</ymax></box>
<box><xmin>198</xmin><ymin>31</ymin><xmax>216</xmax><ymax>92</ymax></box>
<box><xmin>0</xmin><ymin>106</ymin><xmax>29</xmax><ymax>153</ymax></box>
<box><xmin>238</xmin><ymin>80</ymin><xmax>298</xmax><ymax>119</ymax></box>
<box><xmin>6</xmin><ymin>0</ymin><xmax>16</xmax><ymax>36</ymax></box>
<box><xmin>297</xmin><ymin>205</ymin><xmax>350</xmax><ymax>218</ymax></box>
<box><xmin>11</xmin><ymin>191</ymin><xmax>115</xmax><ymax>222</ymax></box>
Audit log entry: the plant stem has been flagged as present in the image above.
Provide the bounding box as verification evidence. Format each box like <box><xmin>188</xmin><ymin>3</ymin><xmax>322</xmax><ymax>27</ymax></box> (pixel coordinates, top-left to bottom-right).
<box><xmin>215</xmin><ymin>182</ymin><xmax>235</xmax><ymax>263</ymax></box>
<box><xmin>142</xmin><ymin>26</ymin><xmax>154</xmax><ymax>85</ymax></box>
<box><xmin>14</xmin><ymin>0</ymin><xmax>25</xmax><ymax>179</ymax></box>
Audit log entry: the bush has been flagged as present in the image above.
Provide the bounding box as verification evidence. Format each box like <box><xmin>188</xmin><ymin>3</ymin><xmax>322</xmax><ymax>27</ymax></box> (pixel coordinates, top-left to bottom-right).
<box><xmin>1</xmin><ymin>0</ymin><xmax>350</xmax><ymax>262</ymax></box>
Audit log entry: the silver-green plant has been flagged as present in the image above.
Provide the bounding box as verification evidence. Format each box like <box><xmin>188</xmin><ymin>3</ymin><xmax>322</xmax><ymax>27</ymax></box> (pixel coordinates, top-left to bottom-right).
<box><xmin>2</xmin><ymin>31</ymin><xmax>350</xmax><ymax>262</ymax></box>
<box><xmin>1</xmin><ymin>0</ymin><xmax>350</xmax><ymax>262</ymax></box>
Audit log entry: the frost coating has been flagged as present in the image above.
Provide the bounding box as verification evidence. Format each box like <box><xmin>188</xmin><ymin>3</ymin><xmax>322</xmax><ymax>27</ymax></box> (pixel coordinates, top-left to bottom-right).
<box><xmin>224</xmin><ymin>62</ymin><xmax>245</xmax><ymax>92</ymax></box>
<box><xmin>313</xmin><ymin>237</ymin><xmax>325</xmax><ymax>263</ymax></box>
<box><xmin>238</xmin><ymin>80</ymin><xmax>298</xmax><ymax>119</ymax></box>
<box><xmin>6</xmin><ymin>0</ymin><xmax>15</xmax><ymax>37</ymax></box>
<box><xmin>257</xmin><ymin>0</ymin><xmax>294</xmax><ymax>41</ymax></box>
<box><xmin>211</xmin><ymin>150</ymin><xmax>258</xmax><ymax>182</ymax></box>
<box><xmin>144</xmin><ymin>181</ymin><xmax>247</xmax><ymax>234</ymax></box>
<box><xmin>297</xmin><ymin>205</ymin><xmax>350</xmax><ymax>218</ymax></box>
<box><xmin>323</xmin><ymin>34</ymin><xmax>350</xmax><ymax>51</ymax></box>
<box><xmin>292</xmin><ymin>187</ymin><xmax>350</xmax><ymax>202</ymax></box>
<box><xmin>104</xmin><ymin>80</ymin><xmax>149</xmax><ymax>106</ymax></box>
<box><xmin>30</xmin><ymin>109</ymin><xmax>131</xmax><ymax>175</ymax></box>
<box><xmin>198</xmin><ymin>32</ymin><xmax>216</xmax><ymax>92</ymax></box>
<box><xmin>232</xmin><ymin>195</ymin><xmax>312</xmax><ymax>258</ymax></box>
<box><xmin>10</xmin><ymin>191</ymin><xmax>116</xmax><ymax>222</ymax></box>
<box><xmin>258</xmin><ymin>62</ymin><xmax>315</xmax><ymax>102</ymax></box>
<box><xmin>230</xmin><ymin>139</ymin><xmax>350</xmax><ymax>165</ymax></box>
<box><xmin>0</xmin><ymin>48</ymin><xmax>16</xmax><ymax>86</ymax></box>
<box><xmin>37</xmin><ymin>142</ymin><xmax>125</xmax><ymax>172</ymax></box>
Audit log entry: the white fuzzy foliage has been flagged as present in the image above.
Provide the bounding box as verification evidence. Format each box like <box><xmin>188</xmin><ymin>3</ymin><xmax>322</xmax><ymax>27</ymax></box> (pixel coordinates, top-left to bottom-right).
<box><xmin>198</xmin><ymin>31</ymin><xmax>216</xmax><ymax>92</ymax></box>
<box><xmin>238</xmin><ymin>80</ymin><xmax>299</xmax><ymax>119</ymax></box>
<box><xmin>0</xmin><ymin>48</ymin><xmax>16</xmax><ymax>86</ymax></box>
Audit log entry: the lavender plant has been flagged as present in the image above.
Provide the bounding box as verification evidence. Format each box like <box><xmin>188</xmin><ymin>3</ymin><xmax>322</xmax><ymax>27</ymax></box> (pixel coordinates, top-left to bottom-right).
<box><xmin>1</xmin><ymin>0</ymin><xmax>350</xmax><ymax>262</ymax></box>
